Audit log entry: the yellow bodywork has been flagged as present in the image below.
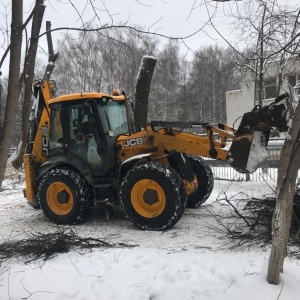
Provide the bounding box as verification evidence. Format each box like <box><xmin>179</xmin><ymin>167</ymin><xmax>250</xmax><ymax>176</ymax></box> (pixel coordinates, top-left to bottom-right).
<box><xmin>116</xmin><ymin>124</ymin><xmax>236</xmax><ymax>163</ymax></box>
<box><xmin>24</xmin><ymin>79</ymin><xmax>237</xmax><ymax>204</ymax></box>
<box><xmin>47</xmin><ymin>92</ymin><xmax>126</xmax><ymax>105</ymax></box>
<box><xmin>116</xmin><ymin>123</ymin><xmax>236</xmax><ymax>196</ymax></box>
<box><xmin>24</xmin><ymin>80</ymin><xmax>54</xmax><ymax>206</ymax></box>
<box><xmin>23</xmin><ymin>81</ymin><xmax>127</xmax><ymax>206</ymax></box>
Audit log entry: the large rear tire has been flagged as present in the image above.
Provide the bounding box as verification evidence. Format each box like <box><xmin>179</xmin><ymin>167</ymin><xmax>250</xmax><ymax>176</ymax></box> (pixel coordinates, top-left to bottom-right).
<box><xmin>186</xmin><ymin>156</ymin><xmax>214</xmax><ymax>208</ymax></box>
<box><xmin>120</xmin><ymin>161</ymin><xmax>187</xmax><ymax>231</ymax></box>
<box><xmin>37</xmin><ymin>167</ymin><xmax>94</xmax><ymax>225</ymax></box>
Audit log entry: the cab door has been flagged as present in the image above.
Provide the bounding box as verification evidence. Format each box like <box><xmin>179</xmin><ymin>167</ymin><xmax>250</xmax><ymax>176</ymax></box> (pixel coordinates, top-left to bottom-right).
<box><xmin>66</xmin><ymin>101</ymin><xmax>106</xmax><ymax>175</ymax></box>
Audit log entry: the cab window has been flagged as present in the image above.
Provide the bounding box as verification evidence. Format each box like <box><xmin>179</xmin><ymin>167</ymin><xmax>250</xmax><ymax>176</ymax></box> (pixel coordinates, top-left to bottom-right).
<box><xmin>49</xmin><ymin>103</ymin><xmax>63</xmax><ymax>152</ymax></box>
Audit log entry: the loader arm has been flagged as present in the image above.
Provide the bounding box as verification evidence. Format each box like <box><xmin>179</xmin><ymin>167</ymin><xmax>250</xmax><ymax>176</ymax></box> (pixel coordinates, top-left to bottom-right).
<box><xmin>148</xmin><ymin>92</ymin><xmax>292</xmax><ymax>174</ymax></box>
<box><xmin>149</xmin><ymin>121</ymin><xmax>235</xmax><ymax>161</ymax></box>
<box><xmin>23</xmin><ymin>80</ymin><xmax>56</xmax><ymax>206</ymax></box>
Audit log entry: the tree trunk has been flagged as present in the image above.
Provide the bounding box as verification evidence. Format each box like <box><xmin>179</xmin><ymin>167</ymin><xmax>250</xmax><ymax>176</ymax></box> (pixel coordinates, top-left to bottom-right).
<box><xmin>267</xmin><ymin>98</ymin><xmax>300</xmax><ymax>284</ymax></box>
<box><xmin>0</xmin><ymin>77</ymin><xmax>2</xmax><ymax>121</ymax></box>
<box><xmin>257</xmin><ymin>4</ymin><xmax>266</xmax><ymax>108</ymax></box>
<box><xmin>0</xmin><ymin>0</ymin><xmax>23</xmax><ymax>188</ymax></box>
<box><xmin>43</xmin><ymin>21</ymin><xmax>59</xmax><ymax>80</ymax></box>
<box><xmin>134</xmin><ymin>56</ymin><xmax>157</xmax><ymax>129</ymax></box>
<box><xmin>10</xmin><ymin>0</ymin><xmax>45</xmax><ymax>169</ymax></box>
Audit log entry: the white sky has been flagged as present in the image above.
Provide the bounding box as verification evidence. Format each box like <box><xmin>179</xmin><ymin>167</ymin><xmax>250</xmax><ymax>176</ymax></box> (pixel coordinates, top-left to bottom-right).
<box><xmin>40</xmin><ymin>0</ymin><xmax>237</xmax><ymax>59</ymax></box>
<box><xmin>43</xmin><ymin>0</ymin><xmax>232</xmax><ymax>48</ymax></box>
<box><xmin>0</xmin><ymin>0</ymin><xmax>299</xmax><ymax>75</ymax></box>
<box><xmin>40</xmin><ymin>0</ymin><xmax>300</xmax><ymax>52</ymax></box>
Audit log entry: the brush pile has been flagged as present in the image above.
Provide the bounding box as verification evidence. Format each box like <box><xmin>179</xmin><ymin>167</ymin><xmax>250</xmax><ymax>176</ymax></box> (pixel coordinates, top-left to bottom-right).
<box><xmin>0</xmin><ymin>229</ymin><xmax>136</xmax><ymax>263</ymax></box>
<box><xmin>214</xmin><ymin>192</ymin><xmax>300</xmax><ymax>256</ymax></box>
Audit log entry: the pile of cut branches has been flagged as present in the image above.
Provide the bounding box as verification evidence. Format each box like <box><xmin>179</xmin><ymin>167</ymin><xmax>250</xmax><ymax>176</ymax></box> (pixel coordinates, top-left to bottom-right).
<box><xmin>0</xmin><ymin>229</ymin><xmax>136</xmax><ymax>263</ymax></box>
<box><xmin>211</xmin><ymin>192</ymin><xmax>300</xmax><ymax>255</ymax></box>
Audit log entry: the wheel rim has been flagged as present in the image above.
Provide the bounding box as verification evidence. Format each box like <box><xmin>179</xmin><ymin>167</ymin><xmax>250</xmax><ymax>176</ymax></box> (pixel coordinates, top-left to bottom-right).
<box><xmin>131</xmin><ymin>179</ymin><xmax>166</xmax><ymax>218</ymax></box>
<box><xmin>46</xmin><ymin>182</ymin><xmax>74</xmax><ymax>215</ymax></box>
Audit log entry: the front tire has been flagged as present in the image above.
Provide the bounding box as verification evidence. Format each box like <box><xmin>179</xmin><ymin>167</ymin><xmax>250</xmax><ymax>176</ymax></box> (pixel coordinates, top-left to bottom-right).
<box><xmin>37</xmin><ymin>167</ymin><xmax>94</xmax><ymax>225</ymax></box>
<box><xmin>187</xmin><ymin>156</ymin><xmax>214</xmax><ymax>208</ymax></box>
<box><xmin>120</xmin><ymin>162</ymin><xmax>187</xmax><ymax>231</ymax></box>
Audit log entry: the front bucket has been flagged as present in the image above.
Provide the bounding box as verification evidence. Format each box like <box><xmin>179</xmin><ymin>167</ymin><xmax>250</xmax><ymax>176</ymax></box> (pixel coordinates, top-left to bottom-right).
<box><xmin>226</xmin><ymin>131</ymin><xmax>269</xmax><ymax>173</ymax></box>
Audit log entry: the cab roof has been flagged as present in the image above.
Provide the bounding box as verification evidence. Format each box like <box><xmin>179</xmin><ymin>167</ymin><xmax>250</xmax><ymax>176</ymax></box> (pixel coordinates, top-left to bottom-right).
<box><xmin>48</xmin><ymin>92</ymin><xmax>126</xmax><ymax>105</ymax></box>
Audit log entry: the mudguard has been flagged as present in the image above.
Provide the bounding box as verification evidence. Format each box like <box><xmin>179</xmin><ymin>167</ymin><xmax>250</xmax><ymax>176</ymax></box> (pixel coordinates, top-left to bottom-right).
<box><xmin>37</xmin><ymin>155</ymin><xmax>94</xmax><ymax>185</ymax></box>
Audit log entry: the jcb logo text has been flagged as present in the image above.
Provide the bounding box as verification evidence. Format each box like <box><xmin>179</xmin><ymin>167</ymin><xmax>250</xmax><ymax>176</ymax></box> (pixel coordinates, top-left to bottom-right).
<box><xmin>42</xmin><ymin>126</ymin><xmax>49</xmax><ymax>156</ymax></box>
<box><xmin>124</xmin><ymin>137</ymin><xmax>144</xmax><ymax>148</ymax></box>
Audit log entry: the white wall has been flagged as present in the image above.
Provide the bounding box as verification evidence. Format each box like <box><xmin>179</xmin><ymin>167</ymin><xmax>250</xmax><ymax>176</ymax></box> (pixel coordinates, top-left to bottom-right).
<box><xmin>226</xmin><ymin>89</ymin><xmax>242</xmax><ymax>128</ymax></box>
<box><xmin>226</xmin><ymin>84</ymin><xmax>255</xmax><ymax>128</ymax></box>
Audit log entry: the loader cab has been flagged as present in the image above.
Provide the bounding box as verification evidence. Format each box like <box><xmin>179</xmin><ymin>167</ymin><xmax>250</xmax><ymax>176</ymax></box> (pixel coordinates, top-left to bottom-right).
<box><xmin>48</xmin><ymin>94</ymin><xmax>129</xmax><ymax>176</ymax></box>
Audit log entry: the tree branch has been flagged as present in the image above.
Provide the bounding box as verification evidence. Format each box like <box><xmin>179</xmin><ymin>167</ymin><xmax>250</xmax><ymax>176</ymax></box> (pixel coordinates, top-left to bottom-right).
<box><xmin>38</xmin><ymin>24</ymin><xmax>214</xmax><ymax>41</ymax></box>
<box><xmin>0</xmin><ymin>0</ymin><xmax>44</xmax><ymax>71</ymax></box>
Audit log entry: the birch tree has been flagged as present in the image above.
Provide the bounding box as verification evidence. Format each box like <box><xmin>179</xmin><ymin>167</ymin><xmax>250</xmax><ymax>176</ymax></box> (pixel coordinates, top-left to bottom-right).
<box><xmin>187</xmin><ymin>46</ymin><xmax>240</xmax><ymax>124</ymax></box>
<box><xmin>224</xmin><ymin>0</ymin><xmax>300</xmax><ymax>105</ymax></box>
<box><xmin>267</xmin><ymin>90</ymin><xmax>300</xmax><ymax>284</ymax></box>
<box><xmin>53</xmin><ymin>29</ymin><xmax>157</xmax><ymax>95</ymax></box>
<box><xmin>148</xmin><ymin>40</ymin><xmax>182</xmax><ymax>121</ymax></box>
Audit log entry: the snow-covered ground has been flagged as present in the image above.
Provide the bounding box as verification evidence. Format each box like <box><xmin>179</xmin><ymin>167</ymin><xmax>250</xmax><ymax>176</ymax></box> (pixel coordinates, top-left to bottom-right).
<box><xmin>0</xmin><ymin>171</ymin><xmax>299</xmax><ymax>300</ymax></box>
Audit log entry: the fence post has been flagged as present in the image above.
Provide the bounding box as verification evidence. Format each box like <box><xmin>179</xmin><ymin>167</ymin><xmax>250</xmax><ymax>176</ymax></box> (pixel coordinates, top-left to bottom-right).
<box><xmin>246</xmin><ymin>173</ymin><xmax>250</xmax><ymax>181</ymax></box>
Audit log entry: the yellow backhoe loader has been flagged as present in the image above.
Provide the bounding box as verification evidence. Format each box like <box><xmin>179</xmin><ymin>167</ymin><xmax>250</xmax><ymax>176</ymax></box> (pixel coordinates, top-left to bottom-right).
<box><xmin>23</xmin><ymin>79</ymin><xmax>291</xmax><ymax>230</ymax></box>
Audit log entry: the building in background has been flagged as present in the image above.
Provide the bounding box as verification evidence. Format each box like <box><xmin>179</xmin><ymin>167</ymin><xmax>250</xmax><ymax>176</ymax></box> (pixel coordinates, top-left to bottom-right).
<box><xmin>226</xmin><ymin>57</ymin><xmax>300</xmax><ymax>129</ymax></box>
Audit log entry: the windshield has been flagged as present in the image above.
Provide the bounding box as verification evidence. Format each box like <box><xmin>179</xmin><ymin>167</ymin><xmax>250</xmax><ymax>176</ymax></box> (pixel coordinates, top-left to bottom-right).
<box><xmin>97</xmin><ymin>100</ymin><xmax>128</xmax><ymax>136</ymax></box>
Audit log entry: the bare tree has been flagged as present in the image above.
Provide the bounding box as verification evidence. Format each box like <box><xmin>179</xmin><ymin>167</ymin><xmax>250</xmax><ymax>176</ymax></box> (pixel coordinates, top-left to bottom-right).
<box><xmin>0</xmin><ymin>0</ymin><xmax>23</xmax><ymax>187</ymax></box>
<box><xmin>53</xmin><ymin>28</ymin><xmax>157</xmax><ymax>94</ymax></box>
<box><xmin>10</xmin><ymin>0</ymin><xmax>45</xmax><ymax>169</ymax></box>
<box><xmin>186</xmin><ymin>46</ymin><xmax>240</xmax><ymax>124</ymax></box>
<box><xmin>148</xmin><ymin>40</ymin><xmax>181</xmax><ymax>121</ymax></box>
<box><xmin>43</xmin><ymin>21</ymin><xmax>59</xmax><ymax>80</ymax></box>
<box><xmin>210</xmin><ymin>0</ymin><xmax>300</xmax><ymax>106</ymax></box>
<box><xmin>267</xmin><ymin>92</ymin><xmax>300</xmax><ymax>284</ymax></box>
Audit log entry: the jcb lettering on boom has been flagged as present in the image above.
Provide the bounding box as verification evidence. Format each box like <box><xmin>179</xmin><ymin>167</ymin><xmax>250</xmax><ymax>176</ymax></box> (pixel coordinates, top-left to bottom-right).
<box><xmin>124</xmin><ymin>137</ymin><xmax>144</xmax><ymax>148</ymax></box>
<box><xmin>42</xmin><ymin>126</ymin><xmax>49</xmax><ymax>156</ymax></box>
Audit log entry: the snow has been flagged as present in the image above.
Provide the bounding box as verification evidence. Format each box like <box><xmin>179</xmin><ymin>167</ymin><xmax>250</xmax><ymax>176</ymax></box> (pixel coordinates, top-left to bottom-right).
<box><xmin>0</xmin><ymin>175</ymin><xmax>300</xmax><ymax>300</ymax></box>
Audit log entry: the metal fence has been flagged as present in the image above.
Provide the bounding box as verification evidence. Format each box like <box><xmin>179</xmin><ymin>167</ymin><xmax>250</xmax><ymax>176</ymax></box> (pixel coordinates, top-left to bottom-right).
<box><xmin>206</xmin><ymin>139</ymin><xmax>299</xmax><ymax>182</ymax></box>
